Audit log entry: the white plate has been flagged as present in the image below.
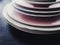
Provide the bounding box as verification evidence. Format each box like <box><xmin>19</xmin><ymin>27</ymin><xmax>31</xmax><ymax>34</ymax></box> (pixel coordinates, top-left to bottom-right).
<box><xmin>13</xmin><ymin>3</ymin><xmax>60</xmax><ymax>13</ymax></box>
<box><xmin>26</xmin><ymin>0</ymin><xmax>60</xmax><ymax>4</ymax></box>
<box><xmin>3</xmin><ymin>6</ymin><xmax>60</xmax><ymax>34</ymax></box>
<box><xmin>3</xmin><ymin>4</ymin><xmax>60</xmax><ymax>32</ymax></box>
<box><xmin>7</xmin><ymin>3</ymin><xmax>60</xmax><ymax>17</ymax></box>
<box><xmin>6</xmin><ymin>4</ymin><xmax>60</xmax><ymax>27</ymax></box>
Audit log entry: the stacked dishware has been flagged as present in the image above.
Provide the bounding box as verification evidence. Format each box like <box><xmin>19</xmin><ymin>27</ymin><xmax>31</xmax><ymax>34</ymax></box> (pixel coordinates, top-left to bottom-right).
<box><xmin>3</xmin><ymin>0</ymin><xmax>60</xmax><ymax>34</ymax></box>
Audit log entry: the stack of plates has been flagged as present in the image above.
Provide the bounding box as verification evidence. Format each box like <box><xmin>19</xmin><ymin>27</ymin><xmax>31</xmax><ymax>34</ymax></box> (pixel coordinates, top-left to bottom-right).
<box><xmin>3</xmin><ymin>0</ymin><xmax>60</xmax><ymax>34</ymax></box>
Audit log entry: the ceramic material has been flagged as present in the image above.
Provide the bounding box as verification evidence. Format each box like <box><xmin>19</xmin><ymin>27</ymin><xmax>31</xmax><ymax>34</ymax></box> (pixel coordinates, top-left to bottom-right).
<box><xmin>3</xmin><ymin>0</ymin><xmax>60</xmax><ymax>34</ymax></box>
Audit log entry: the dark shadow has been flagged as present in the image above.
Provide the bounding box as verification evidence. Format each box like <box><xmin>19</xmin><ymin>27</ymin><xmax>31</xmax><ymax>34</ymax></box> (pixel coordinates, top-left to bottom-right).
<box><xmin>9</xmin><ymin>25</ymin><xmax>60</xmax><ymax>45</ymax></box>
